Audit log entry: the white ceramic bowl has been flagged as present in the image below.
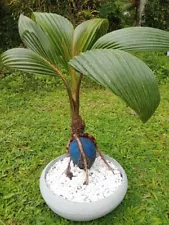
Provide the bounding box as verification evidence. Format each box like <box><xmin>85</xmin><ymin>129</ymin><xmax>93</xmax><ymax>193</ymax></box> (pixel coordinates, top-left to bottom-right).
<box><xmin>40</xmin><ymin>154</ymin><xmax>128</xmax><ymax>221</ymax></box>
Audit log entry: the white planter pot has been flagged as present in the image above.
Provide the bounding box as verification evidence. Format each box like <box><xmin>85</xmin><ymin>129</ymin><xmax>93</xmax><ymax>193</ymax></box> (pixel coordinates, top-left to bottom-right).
<box><xmin>40</xmin><ymin>154</ymin><xmax>128</xmax><ymax>221</ymax></box>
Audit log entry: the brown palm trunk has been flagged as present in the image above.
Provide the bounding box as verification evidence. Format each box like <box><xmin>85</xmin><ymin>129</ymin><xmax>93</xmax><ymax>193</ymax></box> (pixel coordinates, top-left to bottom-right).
<box><xmin>71</xmin><ymin>114</ymin><xmax>85</xmax><ymax>136</ymax></box>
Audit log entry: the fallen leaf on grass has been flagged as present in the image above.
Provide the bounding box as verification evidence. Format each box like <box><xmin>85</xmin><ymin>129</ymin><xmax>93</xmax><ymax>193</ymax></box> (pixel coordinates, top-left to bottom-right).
<box><xmin>142</xmin><ymin>193</ymin><xmax>151</xmax><ymax>200</ymax></box>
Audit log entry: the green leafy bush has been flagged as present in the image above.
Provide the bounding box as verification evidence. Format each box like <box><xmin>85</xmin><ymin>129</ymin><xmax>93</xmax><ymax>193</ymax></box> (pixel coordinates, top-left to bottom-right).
<box><xmin>0</xmin><ymin>4</ymin><xmax>20</xmax><ymax>50</ymax></box>
<box><xmin>143</xmin><ymin>0</ymin><xmax>169</xmax><ymax>30</ymax></box>
<box><xmin>135</xmin><ymin>52</ymin><xmax>169</xmax><ymax>83</ymax></box>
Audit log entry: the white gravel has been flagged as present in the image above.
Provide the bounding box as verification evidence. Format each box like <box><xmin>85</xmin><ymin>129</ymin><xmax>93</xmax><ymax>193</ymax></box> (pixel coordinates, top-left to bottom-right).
<box><xmin>46</xmin><ymin>156</ymin><xmax>123</xmax><ymax>203</ymax></box>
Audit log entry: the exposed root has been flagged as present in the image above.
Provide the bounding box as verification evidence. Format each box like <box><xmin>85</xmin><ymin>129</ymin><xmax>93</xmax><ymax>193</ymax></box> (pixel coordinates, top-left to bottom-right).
<box><xmin>96</xmin><ymin>146</ymin><xmax>115</xmax><ymax>174</ymax></box>
<box><xmin>66</xmin><ymin>138</ymin><xmax>73</xmax><ymax>155</ymax></box>
<box><xmin>65</xmin><ymin>158</ymin><xmax>73</xmax><ymax>180</ymax></box>
<box><xmin>73</xmin><ymin>134</ymin><xmax>89</xmax><ymax>185</ymax></box>
<box><xmin>80</xmin><ymin>133</ymin><xmax>115</xmax><ymax>174</ymax></box>
<box><xmin>66</xmin><ymin>140</ymin><xmax>70</xmax><ymax>155</ymax></box>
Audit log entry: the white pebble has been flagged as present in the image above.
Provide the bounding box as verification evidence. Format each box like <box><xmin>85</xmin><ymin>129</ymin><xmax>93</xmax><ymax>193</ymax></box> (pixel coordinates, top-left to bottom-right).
<box><xmin>46</xmin><ymin>156</ymin><xmax>123</xmax><ymax>203</ymax></box>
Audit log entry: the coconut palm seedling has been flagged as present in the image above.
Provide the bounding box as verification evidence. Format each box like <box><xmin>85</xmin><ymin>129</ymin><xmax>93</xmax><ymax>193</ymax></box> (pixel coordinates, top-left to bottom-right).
<box><xmin>2</xmin><ymin>12</ymin><xmax>169</xmax><ymax>184</ymax></box>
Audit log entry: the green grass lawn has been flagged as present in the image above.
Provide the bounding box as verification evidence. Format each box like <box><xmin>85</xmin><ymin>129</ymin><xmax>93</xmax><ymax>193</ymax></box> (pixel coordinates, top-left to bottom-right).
<box><xmin>0</xmin><ymin>73</ymin><xmax>169</xmax><ymax>225</ymax></box>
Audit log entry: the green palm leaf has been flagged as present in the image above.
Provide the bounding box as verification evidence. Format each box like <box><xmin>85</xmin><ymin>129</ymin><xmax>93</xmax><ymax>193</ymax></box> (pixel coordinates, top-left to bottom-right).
<box><xmin>69</xmin><ymin>49</ymin><xmax>160</xmax><ymax>122</ymax></box>
<box><xmin>92</xmin><ymin>27</ymin><xmax>169</xmax><ymax>51</ymax></box>
<box><xmin>73</xmin><ymin>18</ymin><xmax>109</xmax><ymax>56</ymax></box>
<box><xmin>18</xmin><ymin>15</ymin><xmax>59</xmax><ymax>66</ymax></box>
<box><xmin>19</xmin><ymin>13</ymin><xmax>73</xmax><ymax>72</ymax></box>
<box><xmin>1</xmin><ymin>48</ymin><xmax>58</xmax><ymax>76</ymax></box>
<box><xmin>32</xmin><ymin>12</ymin><xmax>74</xmax><ymax>64</ymax></box>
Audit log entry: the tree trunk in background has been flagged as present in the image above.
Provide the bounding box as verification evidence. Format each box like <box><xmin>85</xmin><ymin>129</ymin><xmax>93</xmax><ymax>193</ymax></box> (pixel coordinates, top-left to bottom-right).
<box><xmin>137</xmin><ymin>0</ymin><xmax>147</xmax><ymax>26</ymax></box>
